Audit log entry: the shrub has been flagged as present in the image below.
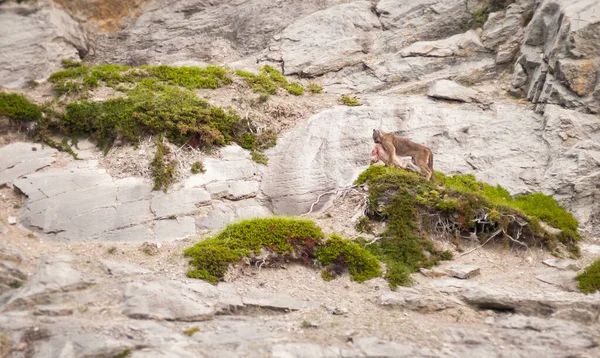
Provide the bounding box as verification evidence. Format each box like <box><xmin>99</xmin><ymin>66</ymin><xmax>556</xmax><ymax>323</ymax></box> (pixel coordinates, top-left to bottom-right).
<box><xmin>183</xmin><ymin>217</ymin><xmax>381</xmax><ymax>284</ymax></box>
<box><xmin>251</xmin><ymin>150</ymin><xmax>268</xmax><ymax>165</ymax></box>
<box><xmin>316</xmin><ymin>234</ymin><xmax>381</xmax><ymax>282</ymax></box>
<box><xmin>576</xmin><ymin>259</ymin><xmax>600</xmax><ymax>294</ymax></box>
<box><xmin>285</xmin><ymin>82</ymin><xmax>304</xmax><ymax>96</ymax></box>
<box><xmin>150</xmin><ymin>136</ymin><xmax>177</xmax><ymax>192</ymax></box>
<box><xmin>191</xmin><ymin>161</ymin><xmax>205</xmax><ymax>174</ymax></box>
<box><xmin>308</xmin><ymin>83</ymin><xmax>323</xmax><ymax>94</ymax></box>
<box><xmin>341</xmin><ymin>95</ymin><xmax>361</xmax><ymax>106</ymax></box>
<box><xmin>0</xmin><ymin>92</ymin><xmax>42</xmax><ymax>122</ymax></box>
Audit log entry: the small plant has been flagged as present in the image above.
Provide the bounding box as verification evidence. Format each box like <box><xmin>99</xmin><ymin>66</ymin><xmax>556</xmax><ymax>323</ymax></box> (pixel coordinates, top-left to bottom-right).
<box><xmin>284</xmin><ymin>82</ymin><xmax>304</xmax><ymax>96</ymax></box>
<box><xmin>107</xmin><ymin>246</ymin><xmax>117</xmax><ymax>254</ymax></box>
<box><xmin>113</xmin><ymin>349</ymin><xmax>131</xmax><ymax>358</ymax></box>
<box><xmin>9</xmin><ymin>280</ymin><xmax>23</xmax><ymax>289</ymax></box>
<box><xmin>308</xmin><ymin>83</ymin><xmax>323</xmax><ymax>94</ymax></box>
<box><xmin>191</xmin><ymin>161</ymin><xmax>205</xmax><ymax>174</ymax></box>
<box><xmin>341</xmin><ymin>95</ymin><xmax>361</xmax><ymax>106</ymax></box>
<box><xmin>150</xmin><ymin>136</ymin><xmax>177</xmax><ymax>193</ymax></box>
<box><xmin>576</xmin><ymin>258</ymin><xmax>600</xmax><ymax>294</ymax></box>
<box><xmin>301</xmin><ymin>320</ymin><xmax>314</xmax><ymax>328</ymax></box>
<box><xmin>251</xmin><ymin>151</ymin><xmax>268</xmax><ymax>165</ymax></box>
<box><xmin>183</xmin><ymin>327</ymin><xmax>200</xmax><ymax>336</ymax></box>
<box><xmin>355</xmin><ymin>216</ymin><xmax>374</xmax><ymax>234</ymax></box>
<box><xmin>168</xmin><ymin>215</ymin><xmax>177</xmax><ymax>220</ymax></box>
<box><xmin>13</xmin><ymin>204</ymin><xmax>21</xmax><ymax>209</ymax></box>
<box><xmin>61</xmin><ymin>59</ymin><xmax>83</xmax><ymax>68</ymax></box>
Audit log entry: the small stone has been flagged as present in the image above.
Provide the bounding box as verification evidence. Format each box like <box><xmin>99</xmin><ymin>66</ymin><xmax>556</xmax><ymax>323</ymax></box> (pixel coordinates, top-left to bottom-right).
<box><xmin>445</xmin><ymin>265</ymin><xmax>481</xmax><ymax>279</ymax></box>
<box><xmin>332</xmin><ymin>307</ymin><xmax>348</xmax><ymax>315</ymax></box>
<box><xmin>7</xmin><ymin>216</ymin><xmax>17</xmax><ymax>225</ymax></box>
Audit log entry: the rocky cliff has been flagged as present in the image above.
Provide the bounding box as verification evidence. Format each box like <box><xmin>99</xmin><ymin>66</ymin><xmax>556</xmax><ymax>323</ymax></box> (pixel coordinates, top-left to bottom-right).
<box><xmin>1</xmin><ymin>0</ymin><xmax>599</xmax><ymax>357</ymax></box>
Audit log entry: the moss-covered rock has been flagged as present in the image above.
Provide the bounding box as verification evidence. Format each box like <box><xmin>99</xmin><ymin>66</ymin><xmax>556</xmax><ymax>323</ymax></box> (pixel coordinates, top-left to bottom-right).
<box><xmin>354</xmin><ymin>165</ymin><xmax>582</xmax><ymax>289</ymax></box>
<box><xmin>183</xmin><ymin>217</ymin><xmax>381</xmax><ymax>285</ymax></box>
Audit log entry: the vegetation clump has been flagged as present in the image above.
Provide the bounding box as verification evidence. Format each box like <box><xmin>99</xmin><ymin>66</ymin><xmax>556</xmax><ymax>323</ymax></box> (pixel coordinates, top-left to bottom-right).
<box><xmin>191</xmin><ymin>161</ymin><xmax>205</xmax><ymax>174</ymax></box>
<box><xmin>0</xmin><ymin>92</ymin><xmax>42</xmax><ymax>122</ymax></box>
<box><xmin>354</xmin><ymin>166</ymin><xmax>582</xmax><ymax>289</ymax></box>
<box><xmin>576</xmin><ymin>258</ymin><xmax>600</xmax><ymax>294</ymax></box>
<box><xmin>235</xmin><ymin>65</ymin><xmax>305</xmax><ymax>96</ymax></box>
<box><xmin>2</xmin><ymin>61</ymin><xmax>285</xmax><ymax>191</ymax></box>
<box><xmin>150</xmin><ymin>136</ymin><xmax>177</xmax><ymax>192</ymax></box>
<box><xmin>308</xmin><ymin>83</ymin><xmax>323</xmax><ymax>94</ymax></box>
<box><xmin>183</xmin><ymin>217</ymin><xmax>381</xmax><ymax>285</ymax></box>
<box><xmin>341</xmin><ymin>95</ymin><xmax>361</xmax><ymax>106</ymax></box>
<box><xmin>183</xmin><ymin>327</ymin><xmax>200</xmax><ymax>336</ymax></box>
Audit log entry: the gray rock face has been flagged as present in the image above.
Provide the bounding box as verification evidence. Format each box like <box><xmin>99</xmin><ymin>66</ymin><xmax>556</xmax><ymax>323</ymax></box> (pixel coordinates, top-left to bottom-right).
<box><xmin>121</xmin><ymin>280</ymin><xmax>219</xmax><ymax>321</ymax></box>
<box><xmin>8</xmin><ymin>145</ymin><xmax>271</xmax><ymax>241</ymax></box>
<box><xmin>0</xmin><ymin>1</ymin><xmax>89</xmax><ymax>88</ymax></box>
<box><xmin>535</xmin><ymin>270</ymin><xmax>578</xmax><ymax>292</ymax></box>
<box><xmin>462</xmin><ymin>286</ymin><xmax>600</xmax><ymax>323</ymax></box>
<box><xmin>121</xmin><ymin>280</ymin><xmax>314</xmax><ymax>321</ymax></box>
<box><xmin>3</xmin><ymin>254</ymin><xmax>92</xmax><ymax>311</ymax></box>
<box><xmin>380</xmin><ymin>288</ymin><xmax>458</xmax><ymax>313</ymax></box>
<box><xmin>241</xmin><ymin>287</ymin><xmax>316</xmax><ymax>312</ymax></box>
<box><xmin>275</xmin><ymin>1</ymin><xmax>381</xmax><ymax>76</ymax></box>
<box><xmin>100</xmin><ymin>259</ymin><xmax>152</xmax><ymax>276</ymax></box>
<box><xmin>427</xmin><ymin>80</ymin><xmax>483</xmax><ymax>103</ymax></box>
<box><xmin>0</xmin><ymin>143</ymin><xmax>56</xmax><ymax>186</ymax></box>
<box><xmin>514</xmin><ymin>0</ymin><xmax>600</xmax><ymax>113</ymax></box>
<box><xmin>90</xmin><ymin>0</ymin><xmax>348</xmax><ymax>66</ymax></box>
<box><xmin>262</xmin><ymin>97</ymin><xmax>599</xmax><ymax>237</ymax></box>
<box><xmin>400</xmin><ymin>30</ymin><xmax>484</xmax><ymax>58</ymax></box>
<box><xmin>542</xmin><ymin>258</ymin><xmax>580</xmax><ymax>271</ymax></box>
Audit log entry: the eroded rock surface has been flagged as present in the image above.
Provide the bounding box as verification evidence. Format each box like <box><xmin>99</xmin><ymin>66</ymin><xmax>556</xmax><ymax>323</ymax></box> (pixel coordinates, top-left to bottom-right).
<box><xmin>0</xmin><ymin>0</ymin><xmax>89</xmax><ymax>88</ymax></box>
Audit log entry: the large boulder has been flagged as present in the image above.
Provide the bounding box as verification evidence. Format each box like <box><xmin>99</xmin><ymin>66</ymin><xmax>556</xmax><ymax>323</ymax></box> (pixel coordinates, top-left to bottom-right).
<box><xmin>0</xmin><ymin>0</ymin><xmax>89</xmax><ymax>88</ymax></box>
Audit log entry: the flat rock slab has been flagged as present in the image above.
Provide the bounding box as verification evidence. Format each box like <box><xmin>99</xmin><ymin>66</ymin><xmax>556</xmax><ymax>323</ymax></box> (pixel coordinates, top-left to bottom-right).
<box><xmin>542</xmin><ymin>258</ymin><xmax>580</xmax><ymax>271</ymax></box>
<box><xmin>445</xmin><ymin>264</ymin><xmax>481</xmax><ymax>279</ymax></box>
<box><xmin>3</xmin><ymin>254</ymin><xmax>92</xmax><ymax>311</ymax></box>
<box><xmin>100</xmin><ymin>259</ymin><xmax>152</xmax><ymax>276</ymax></box>
<box><xmin>153</xmin><ymin>216</ymin><xmax>196</xmax><ymax>241</ymax></box>
<box><xmin>380</xmin><ymin>289</ymin><xmax>458</xmax><ymax>313</ymax></box>
<box><xmin>582</xmin><ymin>244</ymin><xmax>600</xmax><ymax>255</ymax></box>
<box><xmin>462</xmin><ymin>286</ymin><xmax>600</xmax><ymax>323</ymax></box>
<box><xmin>121</xmin><ymin>280</ymin><xmax>219</xmax><ymax>321</ymax></box>
<box><xmin>241</xmin><ymin>287</ymin><xmax>316</xmax><ymax>312</ymax></box>
<box><xmin>0</xmin><ymin>143</ymin><xmax>56</xmax><ymax>186</ymax></box>
<box><xmin>535</xmin><ymin>270</ymin><xmax>578</xmax><ymax>292</ymax></box>
<box><xmin>427</xmin><ymin>79</ymin><xmax>482</xmax><ymax>103</ymax></box>
<box><xmin>121</xmin><ymin>280</ymin><xmax>314</xmax><ymax>321</ymax></box>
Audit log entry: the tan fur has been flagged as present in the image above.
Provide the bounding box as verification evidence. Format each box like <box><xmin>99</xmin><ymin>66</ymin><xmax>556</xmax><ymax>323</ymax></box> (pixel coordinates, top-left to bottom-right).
<box><xmin>372</xmin><ymin>129</ymin><xmax>437</xmax><ymax>181</ymax></box>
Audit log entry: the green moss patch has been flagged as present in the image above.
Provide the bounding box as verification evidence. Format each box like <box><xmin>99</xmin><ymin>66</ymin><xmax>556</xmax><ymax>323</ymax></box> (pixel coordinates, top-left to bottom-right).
<box><xmin>0</xmin><ymin>92</ymin><xmax>42</xmax><ymax>122</ymax></box>
<box><xmin>354</xmin><ymin>166</ymin><xmax>581</xmax><ymax>289</ymax></box>
<box><xmin>236</xmin><ymin>65</ymin><xmax>305</xmax><ymax>96</ymax></box>
<box><xmin>576</xmin><ymin>259</ymin><xmax>600</xmax><ymax>294</ymax></box>
<box><xmin>183</xmin><ymin>217</ymin><xmax>381</xmax><ymax>284</ymax></box>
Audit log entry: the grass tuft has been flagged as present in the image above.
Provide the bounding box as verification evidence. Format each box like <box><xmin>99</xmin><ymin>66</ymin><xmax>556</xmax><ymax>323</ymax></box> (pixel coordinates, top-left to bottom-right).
<box><xmin>576</xmin><ymin>259</ymin><xmax>600</xmax><ymax>294</ymax></box>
